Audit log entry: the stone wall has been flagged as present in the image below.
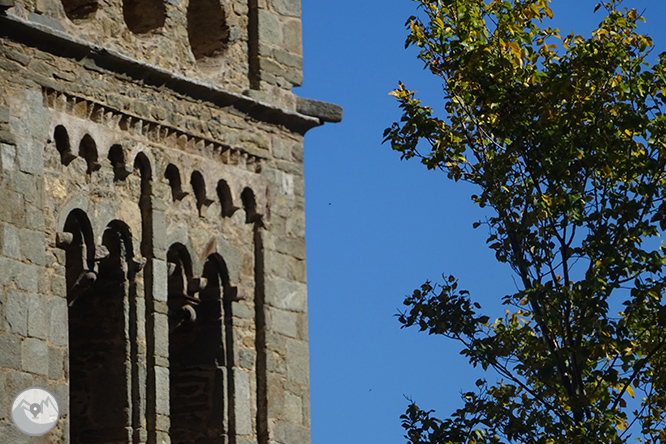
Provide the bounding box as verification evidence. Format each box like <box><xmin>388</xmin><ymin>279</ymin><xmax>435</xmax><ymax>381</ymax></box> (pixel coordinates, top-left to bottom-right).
<box><xmin>0</xmin><ymin>2</ymin><xmax>340</xmax><ymax>443</ymax></box>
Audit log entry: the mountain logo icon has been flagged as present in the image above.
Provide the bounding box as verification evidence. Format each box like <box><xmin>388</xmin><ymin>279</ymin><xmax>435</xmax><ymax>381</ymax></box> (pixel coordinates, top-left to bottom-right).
<box><xmin>10</xmin><ymin>387</ymin><xmax>60</xmax><ymax>436</ymax></box>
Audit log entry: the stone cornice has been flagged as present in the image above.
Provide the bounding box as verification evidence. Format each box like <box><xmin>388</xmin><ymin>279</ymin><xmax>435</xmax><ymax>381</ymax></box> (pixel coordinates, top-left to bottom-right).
<box><xmin>0</xmin><ymin>13</ymin><xmax>339</xmax><ymax>134</ymax></box>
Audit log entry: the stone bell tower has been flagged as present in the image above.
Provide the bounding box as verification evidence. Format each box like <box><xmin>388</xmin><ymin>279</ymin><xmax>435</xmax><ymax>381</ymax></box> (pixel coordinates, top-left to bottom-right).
<box><xmin>0</xmin><ymin>0</ymin><xmax>340</xmax><ymax>442</ymax></box>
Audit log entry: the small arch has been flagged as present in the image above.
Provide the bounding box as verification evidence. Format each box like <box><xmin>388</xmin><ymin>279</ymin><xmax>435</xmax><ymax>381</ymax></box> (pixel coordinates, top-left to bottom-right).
<box><xmin>132</xmin><ymin>151</ymin><xmax>153</xmax><ymax>180</ymax></box>
<box><xmin>187</xmin><ymin>0</ymin><xmax>229</xmax><ymax>61</ymax></box>
<box><xmin>98</xmin><ymin>221</ymin><xmax>134</xmax><ymax>281</ymax></box>
<box><xmin>61</xmin><ymin>209</ymin><xmax>96</xmax><ymax>299</ymax></box>
<box><xmin>123</xmin><ymin>0</ymin><xmax>166</xmax><ymax>34</ymax></box>
<box><xmin>108</xmin><ymin>144</ymin><xmax>132</xmax><ymax>181</ymax></box>
<box><xmin>165</xmin><ymin>164</ymin><xmax>188</xmax><ymax>201</ymax></box>
<box><xmin>167</xmin><ymin>243</ymin><xmax>194</xmax><ymax>301</ymax></box>
<box><xmin>54</xmin><ymin>125</ymin><xmax>76</xmax><ymax>166</ymax></box>
<box><xmin>61</xmin><ymin>0</ymin><xmax>98</xmax><ymax>20</ymax></box>
<box><xmin>217</xmin><ymin>179</ymin><xmax>237</xmax><ymax>217</ymax></box>
<box><xmin>191</xmin><ymin>171</ymin><xmax>213</xmax><ymax>216</ymax></box>
<box><xmin>134</xmin><ymin>152</ymin><xmax>153</xmax><ymax>197</ymax></box>
<box><xmin>241</xmin><ymin>187</ymin><xmax>261</xmax><ymax>224</ymax></box>
<box><xmin>79</xmin><ymin>134</ymin><xmax>101</xmax><ymax>174</ymax></box>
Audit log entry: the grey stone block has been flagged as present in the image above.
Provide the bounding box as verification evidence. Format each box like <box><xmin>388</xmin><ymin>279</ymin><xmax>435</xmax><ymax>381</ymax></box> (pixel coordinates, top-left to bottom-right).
<box><xmin>272</xmin><ymin>0</ymin><xmax>300</xmax><ymax>17</ymax></box>
<box><xmin>27</xmin><ymin>293</ymin><xmax>48</xmax><ymax>339</ymax></box>
<box><xmin>0</xmin><ymin>143</ymin><xmax>16</xmax><ymax>170</ymax></box>
<box><xmin>50</xmin><ymin>274</ymin><xmax>66</xmax><ymax>298</ymax></box>
<box><xmin>51</xmin><ymin>383</ymin><xmax>68</xmax><ymax>416</ymax></box>
<box><xmin>265</xmin><ymin>276</ymin><xmax>307</xmax><ymax>312</ymax></box>
<box><xmin>19</xmin><ymin>229</ymin><xmax>46</xmax><ymax>265</ymax></box>
<box><xmin>0</xmin><ymin>422</ymin><xmax>29</xmax><ymax>444</ymax></box>
<box><xmin>153</xmin><ymin>313</ymin><xmax>169</xmax><ymax>358</ymax></box>
<box><xmin>0</xmin><ymin>332</ymin><xmax>20</xmax><ymax>368</ymax></box>
<box><xmin>258</xmin><ymin>9</ymin><xmax>282</xmax><ymax>44</ymax></box>
<box><xmin>2</xmin><ymin>223</ymin><xmax>19</xmax><ymax>258</ymax></box>
<box><xmin>12</xmin><ymin>261</ymin><xmax>39</xmax><ymax>292</ymax></box>
<box><xmin>48</xmin><ymin>297</ymin><xmax>67</xmax><ymax>347</ymax></box>
<box><xmin>21</xmin><ymin>337</ymin><xmax>49</xmax><ymax>375</ymax></box>
<box><xmin>269</xmin><ymin>308</ymin><xmax>298</xmax><ymax>338</ymax></box>
<box><xmin>271</xmin><ymin>136</ymin><xmax>292</xmax><ymax>160</ymax></box>
<box><xmin>154</xmin><ymin>365</ymin><xmax>170</xmax><ymax>415</ymax></box>
<box><xmin>282</xmin><ymin>18</ymin><xmax>302</xmax><ymax>53</ymax></box>
<box><xmin>233</xmin><ymin>368</ymin><xmax>252</xmax><ymax>435</ymax></box>
<box><xmin>25</xmin><ymin>205</ymin><xmax>46</xmax><ymax>231</ymax></box>
<box><xmin>13</xmin><ymin>171</ymin><xmax>38</xmax><ymax>203</ymax></box>
<box><xmin>6</xmin><ymin>369</ymin><xmax>35</xmax><ymax>393</ymax></box>
<box><xmin>296</xmin><ymin>97</ymin><xmax>343</xmax><ymax>123</ymax></box>
<box><xmin>5</xmin><ymin>290</ymin><xmax>27</xmax><ymax>335</ymax></box>
<box><xmin>275</xmin><ymin>236</ymin><xmax>306</xmax><ymax>260</ymax></box>
<box><xmin>286</xmin><ymin>338</ymin><xmax>309</xmax><ymax>385</ymax></box>
<box><xmin>284</xmin><ymin>391</ymin><xmax>304</xmax><ymax>424</ymax></box>
<box><xmin>238</xmin><ymin>349</ymin><xmax>254</xmax><ymax>370</ymax></box>
<box><xmin>48</xmin><ymin>346</ymin><xmax>64</xmax><ymax>380</ymax></box>
<box><xmin>17</xmin><ymin>140</ymin><xmax>44</xmax><ymax>175</ymax></box>
<box><xmin>273</xmin><ymin>421</ymin><xmax>309</xmax><ymax>444</ymax></box>
<box><xmin>152</xmin><ymin>259</ymin><xmax>168</xmax><ymax>303</ymax></box>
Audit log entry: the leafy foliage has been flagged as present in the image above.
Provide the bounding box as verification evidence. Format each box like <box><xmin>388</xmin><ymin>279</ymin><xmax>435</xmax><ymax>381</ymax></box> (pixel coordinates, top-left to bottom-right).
<box><xmin>385</xmin><ymin>1</ymin><xmax>666</xmax><ymax>442</ymax></box>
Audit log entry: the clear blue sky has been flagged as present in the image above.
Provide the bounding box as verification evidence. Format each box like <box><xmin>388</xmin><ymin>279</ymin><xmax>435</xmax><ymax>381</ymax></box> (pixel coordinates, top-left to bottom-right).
<box><xmin>295</xmin><ymin>2</ymin><xmax>666</xmax><ymax>444</ymax></box>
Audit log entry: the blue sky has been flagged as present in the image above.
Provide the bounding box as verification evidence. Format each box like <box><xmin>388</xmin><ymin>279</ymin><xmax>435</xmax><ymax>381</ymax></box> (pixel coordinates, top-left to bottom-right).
<box><xmin>296</xmin><ymin>2</ymin><xmax>666</xmax><ymax>444</ymax></box>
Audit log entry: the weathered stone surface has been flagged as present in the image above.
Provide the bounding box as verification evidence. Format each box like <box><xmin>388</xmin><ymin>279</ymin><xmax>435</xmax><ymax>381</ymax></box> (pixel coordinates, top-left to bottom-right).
<box><xmin>0</xmin><ymin>143</ymin><xmax>16</xmax><ymax>169</ymax></box>
<box><xmin>265</xmin><ymin>276</ymin><xmax>307</xmax><ymax>312</ymax></box>
<box><xmin>286</xmin><ymin>338</ymin><xmax>309</xmax><ymax>385</ymax></box>
<box><xmin>27</xmin><ymin>293</ymin><xmax>48</xmax><ymax>339</ymax></box>
<box><xmin>0</xmin><ymin>332</ymin><xmax>20</xmax><ymax>368</ymax></box>
<box><xmin>5</xmin><ymin>290</ymin><xmax>27</xmax><ymax>335</ymax></box>
<box><xmin>19</xmin><ymin>228</ymin><xmax>46</xmax><ymax>265</ymax></box>
<box><xmin>269</xmin><ymin>307</ymin><xmax>298</xmax><ymax>338</ymax></box>
<box><xmin>272</xmin><ymin>0</ymin><xmax>301</xmax><ymax>18</ymax></box>
<box><xmin>273</xmin><ymin>421</ymin><xmax>310</xmax><ymax>444</ymax></box>
<box><xmin>1</xmin><ymin>223</ymin><xmax>19</xmax><ymax>258</ymax></box>
<box><xmin>21</xmin><ymin>337</ymin><xmax>49</xmax><ymax>375</ymax></box>
<box><xmin>48</xmin><ymin>345</ymin><xmax>64</xmax><ymax>380</ymax></box>
<box><xmin>297</xmin><ymin>96</ymin><xmax>344</xmax><ymax>122</ymax></box>
<box><xmin>47</xmin><ymin>297</ymin><xmax>67</xmax><ymax>346</ymax></box>
<box><xmin>154</xmin><ymin>365</ymin><xmax>170</xmax><ymax>415</ymax></box>
<box><xmin>234</xmin><ymin>368</ymin><xmax>252</xmax><ymax>435</ymax></box>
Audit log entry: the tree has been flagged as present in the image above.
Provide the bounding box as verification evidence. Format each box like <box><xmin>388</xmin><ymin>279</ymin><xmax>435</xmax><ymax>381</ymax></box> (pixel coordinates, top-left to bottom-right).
<box><xmin>384</xmin><ymin>1</ymin><xmax>666</xmax><ymax>442</ymax></box>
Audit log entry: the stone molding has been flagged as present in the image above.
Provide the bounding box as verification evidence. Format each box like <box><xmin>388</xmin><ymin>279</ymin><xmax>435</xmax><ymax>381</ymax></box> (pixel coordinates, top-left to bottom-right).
<box><xmin>44</xmin><ymin>87</ymin><xmax>266</xmax><ymax>174</ymax></box>
<box><xmin>0</xmin><ymin>13</ymin><xmax>336</xmax><ymax>134</ymax></box>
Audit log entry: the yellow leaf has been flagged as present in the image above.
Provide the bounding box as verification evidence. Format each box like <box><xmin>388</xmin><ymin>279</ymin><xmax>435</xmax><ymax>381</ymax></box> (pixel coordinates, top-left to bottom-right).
<box><xmin>627</xmin><ymin>384</ymin><xmax>635</xmax><ymax>398</ymax></box>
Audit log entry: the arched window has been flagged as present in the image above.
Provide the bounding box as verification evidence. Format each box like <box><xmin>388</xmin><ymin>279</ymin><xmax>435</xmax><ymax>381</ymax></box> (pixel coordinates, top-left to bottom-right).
<box><xmin>108</xmin><ymin>144</ymin><xmax>131</xmax><ymax>181</ymax></box>
<box><xmin>241</xmin><ymin>187</ymin><xmax>260</xmax><ymax>223</ymax></box>
<box><xmin>61</xmin><ymin>0</ymin><xmax>98</xmax><ymax>21</ymax></box>
<box><xmin>191</xmin><ymin>171</ymin><xmax>212</xmax><ymax>216</ymax></box>
<box><xmin>217</xmin><ymin>179</ymin><xmax>236</xmax><ymax>217</ymax></box>
<box><xmin>79</xmin><ymin>134</ymin><xmax>101</xmax><ymax>174</ymax></box>
<box><xmin>165</xmin><ymin>164</ymin><xmax>188</xmax><ymax>201</ymax></box>
<box><xmin>54</xmin><ymin>125</ymin><xmax>76</xmax><ymax>166</ymax></box>
<box><xmin>187</xmin><ymin>0</ymin><xmax>229</xmax><ymax>61</ymax></box>
<box><xmin>122</xmin><ymin>0</ymin><xmax>165</xmax><ymax>34</ymax></box>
